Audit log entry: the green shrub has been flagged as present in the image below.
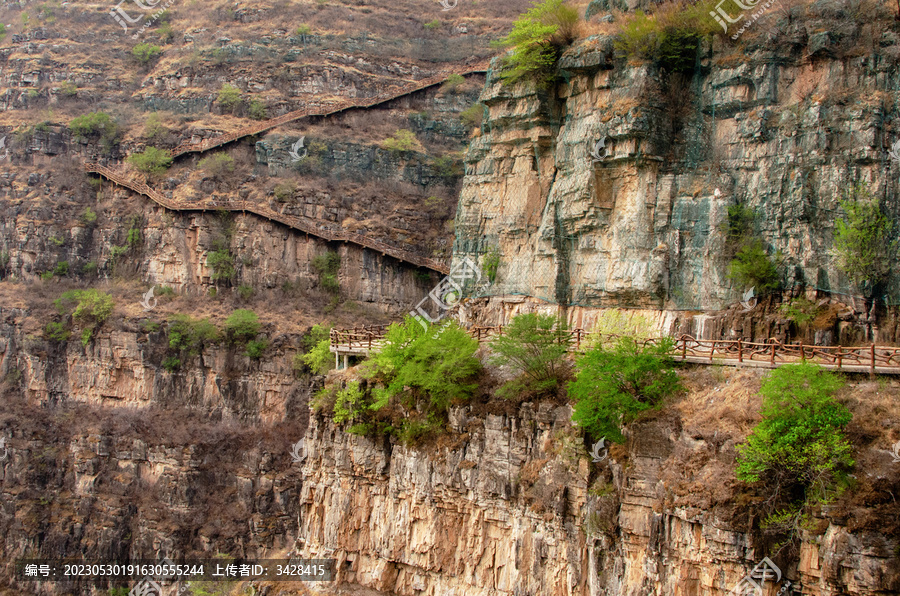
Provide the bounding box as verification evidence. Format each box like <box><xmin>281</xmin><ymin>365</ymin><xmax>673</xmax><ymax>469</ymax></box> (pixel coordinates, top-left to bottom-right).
<box><xmin>224</xmin><ymin>309</ymin><xmax>260</xmax><ymax>342</ymax></box>
<box><xmin>780</xmin><ymin>298</ymin><xmax>819</xmax><ymax>328</ymax></box>
<box><xmin>297</xmin><ymin>324</ymin><xmax>333</xmax><ymax>375</ymax></box>
<box><xmin>157</xmin><ymin>21</ymin><xmax>175</xmax><ymax>43</ymax></box>
<box><xmin>333</xmin><ymin>381</ymin><xmax>366</xmax><ymax>424</ymax></box>
<box><xmin>207</xmin><ymin>248</ymin><xmax>234</xmax><ymax>282</ymax></box>
<box><xmin>482</xmin><ymin>246</ymin><xmax>500</xmax><ymax>283</ymax></box>
<box><xmin>69</xmin><ymin>112</ymin><xmax>120</xmax><ymax>146</ymax></box>
<box><xmin>736</xmin><ymin>364</ymin><xmax>853</xmax><ymax>506</ymax></box>
<box><xmin>614</xmin><ymin>1</ymin><xmax>717</xmax><ymax>73</ymax></box>
<box><xmin>569</xmin><ymin>337</ymin><xmax>680</xmax><ymax>443</ymax></box>
<box><xmin>127</xmin><ymin>146</ymin><xmax>173</xmax><ymax>175</ymax></box>
<box><xmin>0</xmin><ymin>24</ymin><xmax>6</xmax><ymax>42</ymax></box>
<box><xmin>60</xmin><ymin>81</ymin><xmax>77</xmax><ymax>97</ymax></box>
<box><xmin>131</xmin><ymin>42</ymin><xmax>162</xmax><ymax>64</ymax></box>
<box><xmin>492</xmin><ymin>0</ymin><xmax>579</xmax><ymax>87</ymax></box>
<box><xmin>459</xmin><ymin>103</ymin><xmax>485</xmax><ymax>128</ymax></box>
<box><xmin>432</xmin><ymin>154</ymin><xmax>463</xmax><ymax>179</ymax></box>
<box><xmin>728</xmin><ymin>240</ymin><xmax>780</xmax><ymax>293</ymax></box>
<box><xmin>54</xmin><ymin>289</ymin><xmax>114</xmax><ymax>346</ymax></box>
<box><xmin>296</xmin><ymin>24</ymin><xmax>312</xmax><ymax>37</ymax></box>
<box><xmin>237</xmin><ymin>284</ymin><xmax>254</xmax><ymax>301</ymax></box>
<box><xmin>162</xmin><ymin>356</ymin><xmax>181</xmax><ymax>372</ymax></box>
<box><xmin>54</xmin><ymin>261</ymin><xmax>69</xmax><ymax>276</ymax></box>
<box><xmin>833</xmin><ymin>183</ymin><xmax>897</xmax><ymax>296</ymax></box>
<box><xmin>249</xmin><ymin>98</ymin><xmax>267</xmax><ymax>120</ymax></box>
<box><xmin>311</xmin><ymin>251</ymin><xmax>340</xmax><ymax>294</ymax></box>
<box><xmin>80</xmin><ymin>207</ymin><xmax>97</xmax><ymax>226</ymax></box>
<box><xmin>198</xmin><ymin>154</ymin><xmax>235</xmax><ymax>180</ymax></box>
<box><xmin>44</xmin><ymin>321</ymin><xmax>70</xmax><ymax>342</ymax></box>
<box><xmin>273</xmin><ymin>181</ymin><xmax>296</xmax><ymax>202</ymax></box>
<box><xmin>424</xmin><ymin>19</ymin><xmax>441</xmax><ymax>30</ymax></box>
<box><xmin>380</xmin><ymin>129</ymin><xmax>424</xmax><ymax>154</ymax></box>
<box><xmin>724</xmin><ymin>204</ymin><xmax>756</xmax><ymax>247</ymax></box>
<box><xmin>245</xmin><ymin>337</ymin><xmax>269</xmax><ymax>359</ymax></box>
<box><xmin>489</xmin><ymin>313</ymin><xmax>571</xmax><ymax>398</ymax></box>
<box><xmin>217</xmin><ymin>83</ymin><xmax>243</xmax><ymax>112</ymax></box>
<box><xmin>340</xmin><ymin>317</ymin><xmax>482</xmax><ymax>443</ymax></box>
<box><xmin>441</xmin><ymin>73</ymin><xmax>465</xmax><ymax>93</ymax></box>
<box><xmin>167</xmin><ymin>314</ymin><xmax>220</xmax><ymax>355</ymax></box>
<box><xmin>40</xmin><ymin>270</ymin><xmax>54</xmax><ymax>281</ymax></box>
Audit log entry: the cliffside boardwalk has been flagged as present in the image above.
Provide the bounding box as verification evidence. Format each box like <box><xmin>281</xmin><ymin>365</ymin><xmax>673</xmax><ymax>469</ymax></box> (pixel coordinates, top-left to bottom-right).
<box><xmin>83</xmin><ymin>61</ymin><xmax>492</xmax><ymax>275</ymax></box>
<box><xmin>330</xmin><ymin>324</ymin><xmax>900</xmax><ymax>375</ymax></box>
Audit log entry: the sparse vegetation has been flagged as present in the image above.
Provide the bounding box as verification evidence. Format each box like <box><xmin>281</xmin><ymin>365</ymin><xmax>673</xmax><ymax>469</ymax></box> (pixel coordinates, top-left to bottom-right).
<box><xmin>68</xmin><ymin>111</ymin><xmax>120</xmax><ymax>148</ymax></box>
<box><xmin>380</xmin><ymin>129</ymin><xmax>424</xmax><ymax>154</ymax></box>
<box><xmin>459</xmin><ymin>103</ymin><xmax>485</xmax><ymax>128</ymax></box>
<box><xmin>127</xmin><ymin>146</ymin><xmax>173</xmax><ymax>175</ymax></box>
<box><xmin>311</xmin><ymin>251</ymin><xmax>341</xmax><ymax>294</ymax></box>
<box><xmin>249</xmin><ymin>98</ymin><xmax>267</xmax><ymax>120</ymax></box>
<box><xmin>54</xmin><ymin>289</ymin><xmax>114</xmax><ymax>347</ymax></box>
<box><xmin>833</xmin><ymin>182</ymin><xmax>897</xmax><ymax>296</ymax></box>
<box><xmin>199</xmin><ymin>154</ymin><xmax>235</xmax><ymax>181</ymax></box>
<box><xmin>490</xmin><ymin>313</ymin><xmax>571</xmax><ymax>398</ymax></box>
<box><xmin>131</xmin><ymin>42</ymin><xmax>162</xmax><ymax>64</ymax></box>
<box><xmin>482</xmin><ymin>246</ymin><xmax>501</xmax><ymax>283</ymax></box>
<box><xmin>217</xmin><ymin>84</ymin><xmax>243</xmax><ymax>113</ymax></box>
<box><xmin>728</xmin><ymin>239</ymin><xmax>781</xmax><ymax>293</ymax></box>
<box><xmin>167</xmin><ymin>314</ymin><xmax>220</xmax><ymax>358</ymax></box>
<box><xmin>296</xmin><ymin>324</ymin><xmax>333</xmax><ymax>375</ymax></box>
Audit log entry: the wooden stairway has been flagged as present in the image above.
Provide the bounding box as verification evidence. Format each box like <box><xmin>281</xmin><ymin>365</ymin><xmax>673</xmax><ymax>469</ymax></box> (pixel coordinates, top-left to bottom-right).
<box><xmin>169</xmin><ymin>61</ymin><xmax>491</xmax><ymax>158</ymax></box>
<box><xmin>83</xmin><ymin>162</ymin><xmax>450</xmax><ymax>274</ymax></box>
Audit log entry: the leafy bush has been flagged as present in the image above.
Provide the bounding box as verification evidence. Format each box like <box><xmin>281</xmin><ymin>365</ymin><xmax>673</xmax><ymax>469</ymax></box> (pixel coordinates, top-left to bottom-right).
<box><xmin>207</xmin><ymin>248</ymin><xmax>234</xmax><ymax>283</ymax></box>
<box><xmin>296</xmin><ymin>324</ymin><xmax>333</xmax><ymax>375</ymax></box>
<box><xmin>584</xmin><ymin>309</ymin><xmax>657</xmax><ymax>350</ymax></box>
<box><xmin>237</xmin><ymin>284</ymin><xmax>254</xmax><ymax>301</ymax></box>
<box><xmin>459</xmin><ymin>103</ymin><xmax>485</xmax><ymax>128</ymax></box>
<box><xmin>224</xmin><ymin>309</ymin><xmax>260</xmax><ymax>343</ymax></box>
<box><xmin>0</xmin><ymin>24</ymin><xmax>6</xmax><ymax>42</ymax></box>
<box><xmin>490</xmin><ymin>313</ymin><xmax>571</xmax><ymax>398</ymax></box>
<box><xmin>296</xmin><ymin>24</ymin><xmax>312</xmax><ymax>37</ymax></box>
<box><xmin>80</xmin><ymin>207</ymin><xmax>97</xmax><ymax>226</ymax></box>
<box><xmin>311</xmin><ymin>251</ymin><xmax>340</xmax><ymax>294</ymax></box>
<box><xmin>736</xmin><ymin>364</ymin><xmax>853</xmax><ymax>506</ymax></box>
<box><xmin>245</xmin><ymin>338</ymin><xmax>269</xmax><ymax>359</ymax></box>
<box><xmin>127</xmin><ymin>146</ymin><xmax>172</xmax><ymax>175</ymax></box>
<box><xmin>728</xmin><ymin>240</ymin><xmax>780</xmax><ymax>293</ymax></box>
<box><xmin>724</xmin><ymin>204</ymin><xmax>756</xmax><ymax>247</ymax></box>
<box><xmin>273</xmin><ymin>181</ymin><xmax>296</xmax><ymax>202</ymax></box>
<box><xmin>131</xmin><ymin>42</ymin><xmax>161</xmax><ymax>64</ymax></box>
<box><xmin>69</xmin><ymin>112</ymin><xmax>120</xmax><ymax>146</ymax></box>
<box><xmin>492</xmin><ymin>0</ymin><xmax>579</xmax><ymax>87</ymax></box>
<box><xmin>440</xmin><ymin>73</ymin><xmax>464</xmax><ymax>92</ymax></box>
<box><xmin>53</xmin><ymin>261</ymin><xmax>69</xmax><ymax>276</ymax></box>
<box><xmin>482</xmin><ymin>246</ymin><xmax>500</xmax><ymax>283</ymax></box>
<box><xmin>162</xmin><ymin>356</ymin><xmax>181</xmax><ymax>372</ymax></box>
<box><xmin>54</xmin><ymin>289</ymin><xmax>114</xmax><ymax>346</ymax></box>
<box><xmin>157</xmin><ymin>21</ymin><xmax>175</xmax><ymax>43</ymax></box>
<box><xmin>249</xmin><ymin>98</ymin><xmax>267</xmax><ymax>120</ymax></box>
<box><xmin>364</xmin><ymin>317</ymin><xmax>481</xmax><ymax>413</ymax></box>
<box><xmin>424</xmin><ymin>19</ymin><xmax>441</xmax><ymax>30</ymax></box>
<box><xmin>217</xmin><ymin>84</ymin><xmax>243</xmax><ymax>112</ymax></box>
<box><xmin>614</xmin><ymin>1</ymin><xmax>717</xmax><ymax>73</ymax></box>
<box><xmin>167</xmin><ymin>314</ymin><xmax>220</xmax><ymax>355</ymax></box>
<box><xmin>780</xmin><ymin>298</ymin><xmax>819</xmax><ymax>328</ymax></box>
<box><xmin>381</xmin><ymin>129</ymin><xmax>424</xmax><ymax>154</ymax></box>
<box><xmin>333</xmin><ymin>381</ymin><xmax>366</xmax><ymax>424</ymax></box>
<box><xmin>569</xmin><ymin>337</ymin><xmax>680</xmax><ymax>443</ymax></box>
<box><xmin>143</xmin><ymin>113</ymin><xmax>167</xmax><ymax>140</ymax></box>
<box><xmin>44</xmin><ymin>321</ymin><xmax>70</xmax><ymax>342</ymax></box>
<box><xmin>833</xmin><ymin>183</ymin><xmax>897</xmax><ymax>296</ymax></box>
<box><xmin>198</xmin><ymin>154</ymin><xmax>235</xmax><ymax>180</ymax></box>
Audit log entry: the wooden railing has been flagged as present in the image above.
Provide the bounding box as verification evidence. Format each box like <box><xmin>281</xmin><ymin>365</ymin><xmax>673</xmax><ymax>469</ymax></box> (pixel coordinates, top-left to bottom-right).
<box><xmin>169</xmin><ymin>61</ymin><xmax>491</xmax><ymax>158</ymax></box>
<box><xmin>330</xmin><ymin>324</ymin><xmax>900</xmax><ymax>374</ymax></box>
<box><xmin>83</xmin><ymin>163</ymin><xmax>449</xmax><ymax>273</ymax></box>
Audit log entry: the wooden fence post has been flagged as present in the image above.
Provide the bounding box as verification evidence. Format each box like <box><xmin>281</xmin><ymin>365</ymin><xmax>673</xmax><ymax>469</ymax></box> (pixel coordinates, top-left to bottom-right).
<box><xmin>770</xmin><ymin>343</ymin><xmax>775</xmax><ymax>365</ymax></box>
<box><xmin>871</xmin><ymin>343</ymin><xmax>876</xmax><ymax>377</ymax></box>
<box><xmin>836</xmin><ymin>346</ymin><xmax>842</xmax><ymax>370</ymax></box>
<box><xmin>737</xmin><ymin>339</ymin><xmax>743</xmax><ymax>363</ymax></box>
<box><xmin>682</xmin><ymin>338</ymin><xmax>687</xmax><ymax>361</ymax></box>
<box><xmin>709</xmin><ymin>340</ymin><xmax>715</xmax><ymax>363</ymax></box>
<box><xmin>800</xmin><ymin>344</ymin><xmax>805</xmax><ymax>363</ymax></box>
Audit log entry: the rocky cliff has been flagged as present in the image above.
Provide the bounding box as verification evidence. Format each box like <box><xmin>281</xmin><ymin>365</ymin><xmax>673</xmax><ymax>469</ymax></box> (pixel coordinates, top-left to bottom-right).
<box><xmin>453</xmin><ymin>28</ymin><xmax>900</xmax><ymax>342</ymax></box>
<box><xmin>295</xmin><ymin>367</ymin><xmax>900</xmax><ymax>596</ymax></box>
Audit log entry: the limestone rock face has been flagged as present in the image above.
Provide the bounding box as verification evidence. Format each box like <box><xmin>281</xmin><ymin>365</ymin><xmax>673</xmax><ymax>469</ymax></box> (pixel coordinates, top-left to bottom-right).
<box><xmin>296</xmin><ymin>404</ymin><xmax>899</xmax><ymax>596</ymax></box>
<box><xmin>452</xmin><ymin>41</ymin><xmax>900</xmax><ymax>340</ymax></box>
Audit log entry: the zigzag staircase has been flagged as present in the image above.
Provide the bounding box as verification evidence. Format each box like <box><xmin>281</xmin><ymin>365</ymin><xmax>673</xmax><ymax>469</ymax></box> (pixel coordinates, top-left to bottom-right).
<box><xmin>83</xmin><ymin>61</ymin><xmax>494</xmax><ymax>274</ymax></box>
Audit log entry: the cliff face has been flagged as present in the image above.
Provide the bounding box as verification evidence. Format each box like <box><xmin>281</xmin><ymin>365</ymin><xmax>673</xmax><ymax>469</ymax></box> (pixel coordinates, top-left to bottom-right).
<box><xmin>295</xmin><ymin>369</ymin><xmax>900</xmax><ymax>596</ymax></box>
<box><xmin>453</xmin><ymin>35</ymin><xmax>900</xmax><ymax>341</ymax></box>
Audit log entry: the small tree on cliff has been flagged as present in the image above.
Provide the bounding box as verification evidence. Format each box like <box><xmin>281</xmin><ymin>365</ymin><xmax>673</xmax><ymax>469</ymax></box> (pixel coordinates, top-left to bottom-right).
<box><xmin>492</xmin><ymin>0</ymin><xmax>579</xmax><ymax>87</ymax></box>
<box><xmin>832</xmin><ymin>182</ymin><xmax>897</xmax><ymax>298</ymax></box>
